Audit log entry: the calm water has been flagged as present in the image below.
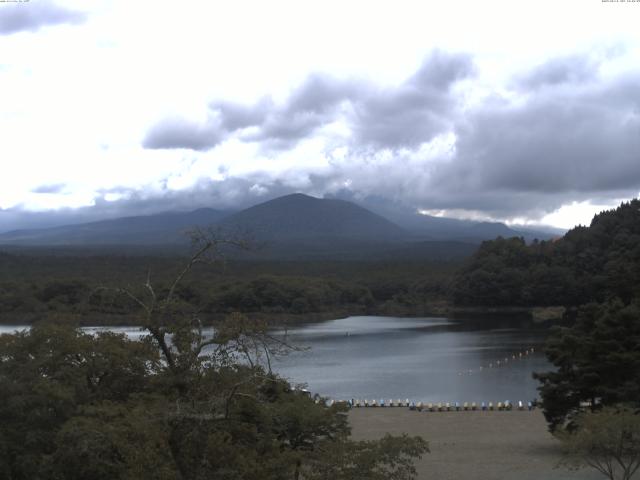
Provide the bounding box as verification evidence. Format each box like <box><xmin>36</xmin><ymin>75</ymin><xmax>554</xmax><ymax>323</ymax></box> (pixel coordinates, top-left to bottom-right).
<box><xmin>271</xmin><ymin>316</ymin><xmax>551</xmax><ymax>403</ymax></box>
<box><xmin>0</xmin><ymin>316</ymin><xmax>552</xmax><ymax>403</ymax></box>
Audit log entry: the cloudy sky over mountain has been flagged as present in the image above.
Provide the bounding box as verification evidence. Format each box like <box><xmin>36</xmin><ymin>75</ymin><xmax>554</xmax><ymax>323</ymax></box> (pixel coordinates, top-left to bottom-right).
<box><xmin>1</xmin><ymin>0</ymin><xmax>639</xmax><ymax>231</ymax></box>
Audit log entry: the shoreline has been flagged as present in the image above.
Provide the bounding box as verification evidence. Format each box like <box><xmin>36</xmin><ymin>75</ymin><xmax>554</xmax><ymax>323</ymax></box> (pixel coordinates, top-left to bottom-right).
<box><xmin>349</xmin><ymin>408</ymin><xmax>600</xmax><ymax>480</ymax></box>
<box><xmin>0</xmin><ymin>304</ymin><xmax>564</xmax><ymax>327</ymax></box>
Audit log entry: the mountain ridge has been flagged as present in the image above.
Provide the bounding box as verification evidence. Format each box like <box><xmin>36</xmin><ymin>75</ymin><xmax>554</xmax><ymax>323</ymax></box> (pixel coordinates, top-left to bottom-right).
<box><xmin>0</xmin><ymin>194</ymin><xmax>558</xmax><ymax>257</ymax></box>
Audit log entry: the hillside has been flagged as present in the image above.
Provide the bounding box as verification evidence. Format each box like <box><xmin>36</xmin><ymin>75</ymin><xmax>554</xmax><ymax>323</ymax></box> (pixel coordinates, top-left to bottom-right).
<box><xmin>0</xmin><ymin>208</ymin><xmax>229</xmax><ymax>246</ymax></box>
<box><xmin>451</xmin><ymin>199</ymin><xmax>640</xmax><ymax>307</ymax></box>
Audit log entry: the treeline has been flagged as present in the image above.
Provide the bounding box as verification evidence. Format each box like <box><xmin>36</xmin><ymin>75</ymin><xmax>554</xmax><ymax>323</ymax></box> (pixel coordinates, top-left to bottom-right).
<box><xmin>0</xmin><ymin>253</ymin><xmax>456</xmax><ymax>323</ymax></box>
<box><xmin>452</xmin><ymin>199</ymin><xmax>640</xmax><ymax>308</ymax></box>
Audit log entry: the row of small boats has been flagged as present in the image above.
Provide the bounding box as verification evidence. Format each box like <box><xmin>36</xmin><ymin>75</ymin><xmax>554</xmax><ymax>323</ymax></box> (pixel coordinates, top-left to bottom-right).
<box><xmin>327</xmin><ymin>399</ymin><xmax>535</xmax><ymax>411</ymax></box>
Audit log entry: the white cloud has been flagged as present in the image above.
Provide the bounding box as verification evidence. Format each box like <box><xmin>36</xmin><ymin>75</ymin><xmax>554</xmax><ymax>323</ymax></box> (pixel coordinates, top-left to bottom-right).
<box><xmin>1</xmin><ymin>0</ymin><xmax>639</xmax><ymax>229</ymax></box>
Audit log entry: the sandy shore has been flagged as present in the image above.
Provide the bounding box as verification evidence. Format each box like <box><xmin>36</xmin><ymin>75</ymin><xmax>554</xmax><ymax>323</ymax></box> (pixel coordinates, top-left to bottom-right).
<box><xmin>349</xmin><ymin>408</ymin><xmax>602</xmax><ymax>480</ymax></box>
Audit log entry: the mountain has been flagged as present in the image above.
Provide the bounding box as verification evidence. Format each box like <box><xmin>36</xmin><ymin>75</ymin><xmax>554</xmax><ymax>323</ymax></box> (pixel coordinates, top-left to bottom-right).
<box><xmin>0</xmin><ymin>208</ymin><xmax>229</xmax><ymax>246</ymax></box>
<box><xmin>0</xmin><ymin>193</ymin><xmax>555</xmax><ymax>260</ymax></box>
<box><xmin>354</xmin><ymin>197</ymin><xmax>559</xmax><ymax>242</ymax></box>
<box><xmin>218</xmin><ymin>193</ymin><xmax>407</xmax><ymax>242</ymax></box>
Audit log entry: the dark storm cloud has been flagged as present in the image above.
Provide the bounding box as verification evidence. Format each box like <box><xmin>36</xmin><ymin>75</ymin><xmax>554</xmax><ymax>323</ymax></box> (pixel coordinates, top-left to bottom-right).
<box><xmin>142</xmin><ymin>117</ymin><xmax>225</xmax><ymax>151</ymax></box>
<box><xmin>0</xmin><ymin>1</ymin><xmax>86</xmax><ymax>35</ymax></box>
<box><xmin>31</xmin><ymin>183</ymin><xmax>66</xmax><ymax>194</ymax></box>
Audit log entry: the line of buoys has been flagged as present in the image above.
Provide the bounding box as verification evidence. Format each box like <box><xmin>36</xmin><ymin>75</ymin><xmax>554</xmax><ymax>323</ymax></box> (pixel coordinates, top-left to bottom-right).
<box><xmin>456</xmin><ymin>347</ymin><xmax>538</xmax><ymax>377</ymax></box>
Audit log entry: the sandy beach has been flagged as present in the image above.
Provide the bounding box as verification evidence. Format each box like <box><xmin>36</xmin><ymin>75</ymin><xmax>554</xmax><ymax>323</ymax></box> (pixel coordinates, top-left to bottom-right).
<box><xmin>349</xmin><ymin>408</ymin><xmax>603</xmax><ymax>480</ymax></box>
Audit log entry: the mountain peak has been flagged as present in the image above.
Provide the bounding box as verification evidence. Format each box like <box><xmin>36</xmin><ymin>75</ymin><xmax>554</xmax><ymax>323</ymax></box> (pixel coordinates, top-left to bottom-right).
<box><xmin>219</xmin><ymin>193</ymin><xmax>406</xmax><ymax>241</ymax></box>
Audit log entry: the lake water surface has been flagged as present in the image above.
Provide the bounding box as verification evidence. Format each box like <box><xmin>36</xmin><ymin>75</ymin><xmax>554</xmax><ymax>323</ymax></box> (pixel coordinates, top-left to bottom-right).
<box><xmin>0</xmin><ymin>316</ymin><xmax>552</xmax><ymax>404</ymax></box>
<box><xmin>271</xmin><ymin>316</ymin><xmax>551</xmax><ymax>404</ymax></box>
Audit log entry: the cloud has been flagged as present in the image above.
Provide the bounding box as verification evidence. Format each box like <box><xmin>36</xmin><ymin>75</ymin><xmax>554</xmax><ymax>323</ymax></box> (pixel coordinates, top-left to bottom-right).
<box><xmin>432</xmin><ymin>73</ymin><xmax>640</xmax><ymax>205</ymax></box>
<box><xmin>142</xmin><ymin>116</ymin><xmax>225</xmax><ymax>151</ymax></box>
<box><xmin>228</xmin><ymin>74</ymin><xmax>359</xmax><ymax>151</ymax></box>
<box><xmin>143</xmin><ymin>51</ymin><xmax>475</xmax><ymax>152</ymax></box>
<box><xmin>515</xmin><ymin>54</ymin><xmax>599</xmax><ymax>90</ymax></box>
<box><xmin>105</xmin><ymin>50</ymin><xmax>640</xmax><ymax>225</ymax></box>
<box><xmin>212</xmin><ymin>97</ymin><xmax>272</xmax><ymax>131</ymax></box>
<box><xmin>0</xmin><ymin>177</ymin><xmax>300</xmax><ymax>233</ymax></box>
<box><xmin>0</xmin><ymin>1</ymin><xmax>86</xmax><ymax>35</ymax></box>
<box><xmin>31</xmin><ymin>183</ymin><xmax>66</xmax><ymax>194</ymax></box>
<box><xmin>290</xmin><ymin>56</ymin><xmax>640</xmax><ymax>220</ymax></box>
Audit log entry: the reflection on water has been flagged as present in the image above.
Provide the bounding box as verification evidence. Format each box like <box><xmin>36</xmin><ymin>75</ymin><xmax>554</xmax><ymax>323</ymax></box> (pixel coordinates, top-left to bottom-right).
<box><xmin>1</xmin><ymin>316</ymin><xmax>552</xmax><ymax>403</ymax></box>
<box><xmin>271</xmin><ymin>316</ymin><xmax>551</xmax><ymax>403</ymax></box>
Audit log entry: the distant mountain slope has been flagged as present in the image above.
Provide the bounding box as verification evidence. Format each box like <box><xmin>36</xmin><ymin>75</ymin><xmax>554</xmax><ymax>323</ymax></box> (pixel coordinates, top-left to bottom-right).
<box><xmin>0</xmin><ymin>208</ymin><xmax>229</xmax><ymax>245</ymax></box>
<box><xmin>0</xmin><ymin>193</ymin><xmax>558</xmax><ymax>261</ymax></box>
<box><xmin>356</xmin><ymin>199</ymin><xmax>559</xmax><ymax>242</ymax></box>
<box><xmin>218</xmin><ymin>193</ymin><xmax>408</xmax><ymax>242</ymax></box>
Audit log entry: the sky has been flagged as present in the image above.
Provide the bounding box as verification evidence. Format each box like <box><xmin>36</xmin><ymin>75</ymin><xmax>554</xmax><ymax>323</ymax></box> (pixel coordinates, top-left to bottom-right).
<box><xmin>0</xmin><ymin>0</ymin><xmax>639</xmax><ymax>232</ymax></box>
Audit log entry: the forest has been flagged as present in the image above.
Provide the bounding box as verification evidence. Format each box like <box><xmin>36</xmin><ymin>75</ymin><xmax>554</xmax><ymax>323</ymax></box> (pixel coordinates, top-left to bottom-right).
<box><xmin>0</xmin><ymin>251</ymin><xmax>455</xmax><ymax>325</ymax></box>
<box><xmin>451</xmin><ymin>199</ymin><xmax>640</xmax><ymax>310</ymax></box>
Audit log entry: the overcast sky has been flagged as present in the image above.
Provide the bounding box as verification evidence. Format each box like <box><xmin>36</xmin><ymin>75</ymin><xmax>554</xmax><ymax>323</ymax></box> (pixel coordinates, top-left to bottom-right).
<box><xmin>1</xmin><ymin>0</ymin><xmax>639</xmax><ymax>231</ymax></box>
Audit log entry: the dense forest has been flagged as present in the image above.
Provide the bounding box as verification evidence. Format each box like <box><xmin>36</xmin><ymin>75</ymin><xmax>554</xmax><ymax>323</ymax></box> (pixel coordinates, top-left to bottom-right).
<box><xmin>0</xmin><ymin>251</ymin><xmax>455</xmax><ymax>325</ymax></box>
<box><xmin>451</xmin><ymin>199</ymin><xmax>640</xmax><ymax>309</ymax></box>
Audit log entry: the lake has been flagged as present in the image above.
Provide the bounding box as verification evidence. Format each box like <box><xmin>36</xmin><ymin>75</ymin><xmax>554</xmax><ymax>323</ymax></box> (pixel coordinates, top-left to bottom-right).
<box><xmin>0</xmin><ymin>316</ymin><xmax>552</xmax><ymax>404</ymax></box>
<box><xmin>271</xmin><ymin>316</ymin><xmax>551</xmax><ymax>404</ymax></box>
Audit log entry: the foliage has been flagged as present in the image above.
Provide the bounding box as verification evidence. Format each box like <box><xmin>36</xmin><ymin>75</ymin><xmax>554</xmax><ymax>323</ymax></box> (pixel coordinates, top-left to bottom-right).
<box><xmin>0</xmin><ymin>251</ymin><xmax>456</xmax><ymax>324</ymax></box>
<box><xmin>534</xmin><ymin>301</ymin><xmax>640</xmax><ymax>431</ymax></box>
<box><xmin>557</xmin><ymin>405</ymin><xmax>640</xmax><ymax>480</ymax></box>
<box><xmin>304</xmin><ymin>434</ymin><xmax>429</xmax><ymax>480</ymax></box>
<box><xmin>451</xmin><ymin>199</ymin><xmax>640</xmax><ymax>307</ymax></box>
<box><xmin>0</xmin><ymin>232</ymin><xmax>428</xmax><ymax>479</ymax></box>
